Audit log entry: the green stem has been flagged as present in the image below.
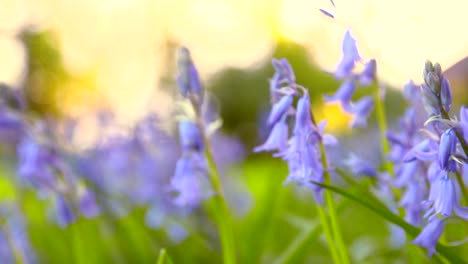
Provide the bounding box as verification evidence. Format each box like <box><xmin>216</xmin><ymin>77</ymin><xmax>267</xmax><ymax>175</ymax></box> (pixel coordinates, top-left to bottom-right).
<box><xmin>455</xmin><ymin>171</ymin><xmax>468</xmax><ymax>205</ymax></box>
<box><xmin>197</xmin><ymin>117</ymin><xmax>237</xmax><ymax>264</ymax></box>
<box><xmin>274</xmin><ymin>200</ymin><xmax>348</xmax><ymax>264</ymax></box>
<box><xmin>319</xmin><ymin>143</ymin><xmax>350</xmax><ymax>264</ymax></box>
<box><xmin>316</xmin><ymin>206</ymin><xmax>341</xmax><ymax>264</ymax></box>
<box><xmin>374</xmin><ymin>82</ymin><xmax>393</xmax><ymax>175</ymax></box>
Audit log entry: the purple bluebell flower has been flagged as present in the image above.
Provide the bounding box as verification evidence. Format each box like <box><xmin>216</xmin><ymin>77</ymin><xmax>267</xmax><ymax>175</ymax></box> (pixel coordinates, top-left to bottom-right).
<box><xmin>267</xmin><ymin>95</ymin><xmax>293</xmax><ymax>125</ymax></box>
<box><xmin>0</xmin><ymin>204</ymin><xmax>36</xmax><ymax>264</ymax></box>
<box><xmin>411</xmin><ymin>218</ymin><xmax>445</xmax><ymax>256</ymax></box>
<box><xmin>78</xmin><ymin>189</ymin><xmax>100</xmax><ymax>218</ymax></box>
<box><xmin>403</xmin><ymin>139</ymin><xmax>438</xmax><ymax>162</ymax></box>
<box><xmin>324</xmin><ymin>81</ymin><xmax>356</xmax><ymax>108</ymax></box>
<box><xmin>16</xmin><ymin>135</ymin><xmax>56</xmax><ymax>190</ymax></box>
<box><xmin>459</xmin><ymin>105</ymin><xmax>468</xmax><ymax>142</ymax></box>
<box><xmin>439</xmin><ymin>128</ymin><xmax>457</xmax><ymax>171</ymax></box>
<box><xmin>256</xmin><ymin>59</ymin><xmax>340</xmax><ymax>205</ymax></box>
<box><xmin>179</xmin><ymin>120</ymin><xmax>204</xmax><ymax>151</ymax></box>
<box><xmin>345</xmin><ymin>154</ymin><xmax>377</xmax><ymax>177</ymax></box>
<box><xmin>424</xmin><ymin>171</ymin><xmax>468</xmax><ymax>220</ymax></box>
<box><xmin>345</xmin><ymin>96</ymin><xmax>374</xmax><ymax>128</ymax></box>
<box><xmin>403</xmin><ymin>80</ymin><xmax>421</xmax><ymax>102</ymax></box>
<box><xmin>56</xmin><ymin>195</ymin><xmax>76</xmax><ymax>228</ymax></box>
<box><xmin>272</xmin><ymin>58</ymin><xmax>296</xmax><ymax>86</ymax></box>
<box><xmin>335</xmin><ymin>30</ymin><xmax>360</xmax><ymax>79</ymax></box>
<box><xmin>359</xmin><ymin>59</ymin><xmax>377</xmax><ymax>86</ymax></box>
<box><xmin>177</xmin><ymin>47</ymin><xmax>202</xmax><ymax>100</ymax></box>
<box><xmin>440</xmin><ymin>77</ymin><xmax>452</xmax><ymax>113</ymax></box>
<box><xmin>400</xmin><ymin>180</ymin><xmax>426</xmax><ymax>226</ymax></box>
<box><xmin>254</xmin><ymin>120</ymin><xmax>288</xmax><ymax>153</ymax></box>
<box><xmin>171</xmin><ymin>154</ymin><xmax>211</xmax><ymax>207</ymax></box>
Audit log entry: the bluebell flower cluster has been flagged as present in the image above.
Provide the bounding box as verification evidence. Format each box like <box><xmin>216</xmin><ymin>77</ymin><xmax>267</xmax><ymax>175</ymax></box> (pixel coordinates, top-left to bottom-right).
<box><xmin>387</xmin><ymin>81</ymin><xmax>428</xmax><ymax>226</ymax></box>
<box><xmin>324</xmin><ymin>30</ymin><xmax>376</xmax><ymax>128</ymax></box>
<box><xmin>255</xmin><ymin>58</ymin><xmax>337</xmax><ymax>204</ymax></box>
<box><xmin>392</xmin><ymin>61</ymin><xmax>468</xmax><ymax>256</ymax></box>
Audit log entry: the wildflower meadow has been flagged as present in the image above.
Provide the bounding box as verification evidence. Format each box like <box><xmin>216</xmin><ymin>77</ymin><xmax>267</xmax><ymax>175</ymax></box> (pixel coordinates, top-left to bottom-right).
<box><xmin>1</xmin><ymin>0</ymin><xmax>468</xmax><ymax>263</ymax></box>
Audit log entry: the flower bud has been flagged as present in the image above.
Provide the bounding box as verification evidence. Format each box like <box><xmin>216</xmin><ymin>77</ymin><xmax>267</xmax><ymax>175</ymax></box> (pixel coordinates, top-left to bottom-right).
<box><xmin>440</xmin><ymin>77</ymin><xmax>452</xmax><ymax>113</ymax></box>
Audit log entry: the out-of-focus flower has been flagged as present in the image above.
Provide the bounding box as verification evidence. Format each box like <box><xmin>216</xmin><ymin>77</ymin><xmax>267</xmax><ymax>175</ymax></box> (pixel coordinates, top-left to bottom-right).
<box><xmin>0</xmin><ymin>203</ymin><xmax>36</xmax><ymax>264</ymax></box>
<box><xmin>325</xmin><ymin>30</ymin><xmax>375</xmax><ymax>128</ymax></box>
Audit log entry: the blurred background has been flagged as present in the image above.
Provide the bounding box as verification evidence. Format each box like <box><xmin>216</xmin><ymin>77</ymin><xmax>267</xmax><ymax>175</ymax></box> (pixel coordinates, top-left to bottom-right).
<box><xmin>1</xmin><ymin>0</ymin><xmax>468</xmax><ymax>263</ymax></box>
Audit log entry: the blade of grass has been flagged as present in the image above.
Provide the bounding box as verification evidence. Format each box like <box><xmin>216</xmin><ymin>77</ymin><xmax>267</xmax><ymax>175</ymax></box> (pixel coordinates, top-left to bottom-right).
<box><xmin>311</xmin><ymin>181</ymin><xmax>465</xmax><ymax>263</ymax></box>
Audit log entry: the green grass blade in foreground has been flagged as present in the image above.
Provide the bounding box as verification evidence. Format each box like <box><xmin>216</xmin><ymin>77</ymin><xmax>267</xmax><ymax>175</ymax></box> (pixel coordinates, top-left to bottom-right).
<box><xmin>274</xmin><ymin>200</ymin><xmax>349</xmax><ymax>264</ymax></box>
<box><xmin>157</xmin><ymin>248</ymin><xmax>174</xmax><ymax>264</ymax></box>
<box><xmin>311</xmin><ymin>181</ymin><xmax>465</xmax><ymax>263</ymax></box>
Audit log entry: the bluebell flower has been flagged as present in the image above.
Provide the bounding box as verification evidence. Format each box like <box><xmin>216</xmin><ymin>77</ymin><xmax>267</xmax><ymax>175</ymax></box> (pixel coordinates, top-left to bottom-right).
<box><xmin>411</xmin><ymin>218</ymin><xmax>445</xmax><ymax>256</ymax></box>
<box><xmin>254</xmin><ymin>120</ymin><xmax>288</xmax><ymax>153</ymax></box>
<box><xmin>272</xmin><ymin>58</ymin><xmax>296</xmax><ymax>86</ymax></box>
<box><xmin>78</xmin><ymin>189</ymin><xmax>100</xmax><ymax>218</ymax></box>
<box><xmin>403</xmin><ymin>139</ymin><xmax>438</xmax><ymax>162</ymax></box>
<box><xmin>459</xmin><ymin>105</ymin><xmax>468</xmax><ymax>143</ymax></box>
<box><xmin>359</xmin><ymin>59</ymin><xmax>377</xmax><ymax>86</ymax></box>
<box><xmin>16</xmin><ymin>134</ymin><xmax>57</xmax><ymax>190</ymax></box>
<box><xmin>345</xmin><ymin>96</ymin><xmax>374</xmax><ymax>128</ymax></box>
<box><xmin>424</xmin><ymin>171</ymin><xmax>468</xmax><ymax>220</ymax></box>
<box><xmin>440</xmin><ymin>77</ymin><xmax>452</xmax><ymax>113</ymax></box>
<box><xmin>394</xmin><ymin>161</ymin><xmax>420</xmax><ymax>188</ymax></box>
<box><xmin>256</xmin><ymin>59</ymin><xmax>339</xmax><ymax>205</ymax></box>
<box><xmin>177</xmin><ymin>47</ymin><xmax>202</xmax><ymax>100</ymax></box>
<box><xmin>335</xmin><ymin>30</ymin><xmax>360</xmax><ymax>79</ymax></box>
<box><xmin>324</xmin><ymin>81</ymin><xmax>356</xmax><ymax>108</ymax></box>
<box><xmin>179</xmin><ymin>120</ymin><xmax>204</xmax><ymax>151</ymax></box>
<box><xmin>56</xmin><ymin>195</ymin><xmax>76</xmax><ymax>228</ymax></box>
<box><xmin>438</xmin><ymin>128</ymin><xmax>457</xmax><ymax>172</ymax></box>
<box><xmin>171</xmin><ymin>154</ymin><xmax>211</xmax><ymax>207</ymax></box>
<box><xmin>400</xmin><ymin>180</ymin><xmax>426</xmax><ymax>226</ymax></box>
<box><xmin>345</xmin><ymin>154</ymin><xmax>377</xmax><ymax>177</ymax></box>
<box><xmin>0</xmin><ymin>204</ymin><xmax>36</xmax><ymax>264</ymax></box>
<box><xmin>267</xmin><ymin>95</ymin><xmax>293</xmax><ymax>125</ymax></box>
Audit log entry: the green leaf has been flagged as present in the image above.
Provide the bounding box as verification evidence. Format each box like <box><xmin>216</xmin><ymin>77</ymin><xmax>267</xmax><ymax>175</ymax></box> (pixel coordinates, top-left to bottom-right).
<box><xmin>311</xmin><ymin>181</ymin><xmax>465</xmax><ymax>263</ymax></box>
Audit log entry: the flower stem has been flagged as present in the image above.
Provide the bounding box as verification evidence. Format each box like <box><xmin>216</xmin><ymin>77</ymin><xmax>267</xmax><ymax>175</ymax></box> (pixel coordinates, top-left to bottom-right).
<box><xmin>197</xmin><ymin>117</ymin><xmax>237</xmax><ymax>264</ymax></box>
<box><xmin>319</xmin><ymin>142</ymin><xmax>351</xmax><ymax>264</ymax></box>
<box><xmin>316</xmin><ymin>206</ymin><xmax>342</xmax><ymax>264</ymax></box>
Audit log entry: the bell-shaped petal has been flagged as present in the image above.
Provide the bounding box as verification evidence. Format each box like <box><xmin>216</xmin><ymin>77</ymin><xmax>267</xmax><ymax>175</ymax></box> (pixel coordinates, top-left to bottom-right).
<box><xmin>359</xmin><ymin>59</ymin><xmax>377</xmax><ymax>86</ymax></box>
<box><xmin>267</xmin><ymin>95</ymin><xmax>293</xmax><ymax>125</ymax></box>
<box><xmin>411</xmin><ymin>218</ymin><xmax>445</xmax><ymax>256</ymax></box>
<box><xmin>179</xmin><ymin>120</ymin><xmax>204</xmax><ymax>151</ymax></box>
<box><xmin>254</xmin><ymin>120</ymin><xmax>289</xmax><ymax>153</ymax></box>
<box><xmin>335</xmin><ymin>30</ymin><xmax>361</xmax><ymax>79</ymax></box>
<box><xmin>324</xmin><ymin>81</ymin><xmax>356</xmax><ymax>108</ymax></box>
<box><xmin>439</xmin><ymin>128</ymin><xmax>457</xmax><ymax>171</ymax></box>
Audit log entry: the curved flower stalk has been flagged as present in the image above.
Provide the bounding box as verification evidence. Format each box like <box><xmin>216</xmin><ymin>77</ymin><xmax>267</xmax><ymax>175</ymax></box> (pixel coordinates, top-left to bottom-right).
<box><xmin>255</xmin><ymin>58</ymin><xmax>349</xmax><ymax>264</ymax></box>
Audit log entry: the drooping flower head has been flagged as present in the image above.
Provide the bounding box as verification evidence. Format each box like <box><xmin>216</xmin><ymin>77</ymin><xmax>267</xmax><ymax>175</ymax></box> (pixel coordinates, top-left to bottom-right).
<box><xmin>255</xmin><ymin>59</ymin><xmax>337</xmax><ymax>204</ymax></box>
